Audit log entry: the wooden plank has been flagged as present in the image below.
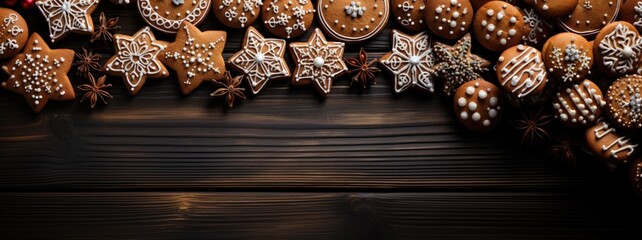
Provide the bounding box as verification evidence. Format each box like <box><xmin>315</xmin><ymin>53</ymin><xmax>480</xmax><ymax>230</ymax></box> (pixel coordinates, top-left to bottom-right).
<box><xmin>1</xmin><ymin>192</ymin><xmax>640</xmax><ymax>239</ymax></box>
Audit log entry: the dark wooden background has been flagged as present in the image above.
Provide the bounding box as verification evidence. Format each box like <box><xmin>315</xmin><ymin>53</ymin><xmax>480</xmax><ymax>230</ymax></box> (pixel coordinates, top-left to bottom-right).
<box><xmin>1</xmin><ymin>2</ymin><xmax>641</xmax><ymax>239</ymax></box>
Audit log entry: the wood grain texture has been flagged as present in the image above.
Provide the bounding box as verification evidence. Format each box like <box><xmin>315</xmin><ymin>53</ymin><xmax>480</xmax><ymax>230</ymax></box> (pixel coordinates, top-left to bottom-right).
<box><xmin>1</xmin><ymin>192</ymin><xmax>640</xmax><ymax>240</ymax></box>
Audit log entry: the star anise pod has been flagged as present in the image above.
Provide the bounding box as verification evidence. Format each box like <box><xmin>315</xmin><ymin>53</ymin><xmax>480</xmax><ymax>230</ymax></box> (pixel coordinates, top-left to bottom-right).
<box><xmin>78</xmin><ymin>74</ymin><xmax>113</xmax><ymax>108</ymax></box>
<box><xmin>511</xmin><ymin>107</ymin><xmax>553</xmax><ymax>147</ymax></box>
<box><xmin>74</xmin><ymin>48</ymin><xmax>101</xmax><ymax>78</ymax></box>
<box><xmin>548</xmin><ymin>132</ymin><xmax>581</xmax><ymax>168</ymax></box>
<box><xmin>211</xmin><ymin>72</ymin><xmax>246</xmax><ymax>108</ymax></box>
<box><xmin>344</xmin><ymin>48</ymin><xmax>380</xmax><ymax>88</ymax></box>
<box><xmin>91</xmin><ymin>12</ymin><xmax>120</xmax><ymax>43</ymax></box>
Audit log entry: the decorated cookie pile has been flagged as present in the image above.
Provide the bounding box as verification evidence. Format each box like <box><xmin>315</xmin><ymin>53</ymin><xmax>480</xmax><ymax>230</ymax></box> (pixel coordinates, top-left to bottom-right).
<box><xmin>2</xmin><ymin>0</ymin><xmax>642</xmax><ymax>197</ymax></box>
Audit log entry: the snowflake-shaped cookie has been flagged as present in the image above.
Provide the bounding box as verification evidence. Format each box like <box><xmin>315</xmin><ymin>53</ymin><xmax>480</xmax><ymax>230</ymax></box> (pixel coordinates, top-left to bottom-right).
<box><xmin>597</xmin><ymin>23</ymin><xmax>642</xmax><ymax>75</ymax></box>
<box><xmin>433</xmin><ymin>33</ymin><xmax>491</xmax><ymax>96</ymax></box>
<box><xmin>36</xmin><ymin>0</ymin><xmax>99</xmax><ymax>42</ymax></box>
<box><xmin>1</xmin><ymin>33</ymin><xmax>75</xmax><ymax>113</ymax></box>
<box><xmin>104</xmin><ymin>27</ymin><xmax>169</xmax><ymax>95</ymax></box>
<box><xmin>380</xmin><ymin>30</ymin><xmax>436</xmax><ymax>94</ymax></box>
<box><xmin>289</xmin><ymin>28</ymin><xmax>347</xmax><ymax>96</ymax></box>
<box><xmin>228</xmin><ymin>26</ymin><xmax>290</xmax><ymax>95</ymax></box>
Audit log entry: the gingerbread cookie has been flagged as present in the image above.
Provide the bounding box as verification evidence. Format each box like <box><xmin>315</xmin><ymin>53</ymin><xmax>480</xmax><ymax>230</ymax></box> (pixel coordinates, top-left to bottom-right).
<box><xmin>433</xmin><ymin>33</ymin><xmax>491</xmax><ymax>95</ymax></box>
<box><xmin>1</xmin><ymin>33</ymin><xmax>75</xmax><ymax>113</ymax></box>
<box><xmin>619</xmin><ymin>0</ymin><xmax>642</xmax><ymax>33</ymax></box>
<box><xmin>0</xmin><ymin>8</ymin><xmax>27</xmax><ymax>59</ymax></box>
<box><xmin>453</xmin><ymin>79</ymin><xmax>504</xmax><ymax>132</ymax></box>
<box><xmin>496</xmin><ymin>45</ymin><xmax>548</xmax><ymax>99</ymax></box>
<box><xmin>36</xmin><ymin>0</ymin><xmax>99</xmax><ymax>43</ymax></box>
<box><xmin>228</xmin><ymin>26</ymin><xmax>290</xmax><ymax>95</ymax></box>
<box><xmin>552</xmin><ymin>79</ymin><xmax>606</xmax><ymax>128</ymax></box>
<box><xmin>160</xmin><ymin>22</ymin><xmax>227</xmax><ymax>95</ymax></box>
<box><xmin>317</xmin><ymin>0</ymin><xmax>389</xmax><ymax>43</ymax></box>
<box><xmin>631</xmin><ymin>157</ymin><xmax>642</xmax><ymax>196</ymax></box>
<box><xmin>212</xmin><ymin>0</ymin><xmax>262</xmax><ymax>29</ymax></box>
<box><xmin>605</xmin><ymin>74</ymin><xmax>642</xmax><ymax>129</ymax></box>
<box><xmin>137</xmin><ymin>0</ymin><xmax>212</xmax><ymax>34</ymax></box>
<box><xmin>557</xmin><ymin>0</ymin><xmax>621</xmax><ymax>38</ymax></box>
<box><xmin>289</xmin><ymin>28</ymin><xmax>347</xmax><ymax>96</ymax></box>
<box><xmin>472</xmin><ymin>1</ymin><xmax>524</xmax><ymax>52</ymax></box>
<box><xmin>104</xmin><ymin>27</ymin><xmax>169</xmax><ymax>95</ymax></box>
<box><xmin>585</xmin><ymin>118</ymin><xmax>638</xmax><ymax>165</ymax></box>
<box><xmin>424</xmin><ymin>0</ymin><xmax>473</xmax><ymax>40</ymax></box>
<box><xmin>542</xmin><ymin>32</ymin><xmax>593</xmax><ymax>83</ymax></box>
<box><xmin>594</xmin><ymin>22</ymin><xmax>642</xmax><ymax>77</ymax></box>
<box><xmin>521</xmin><ymin>0</ymin><xmax>578</xmax><ymax>18</ymax></box>
<box><xmin>519</xmin><ymin>6</ymin><xmax>554</xmax><ymax>48</ymax></box>
<box><xmin>470</xmin><ymin>0</ymin><xmax>516</xmax><ymax>10</ymax></box>
<box><xmin>380</xmin><ymin>30</ymin><xmax>436</xmax><ymax>93</ymax></box>
<box><xmin>262</xmin><ymin>0</ymin><xmax>315</xmax><ymax>39</ymax></box>
<box><xmin>391</xmin><ymin>0</ymin><xmax>426</xmax><ymax>32</ymax></box>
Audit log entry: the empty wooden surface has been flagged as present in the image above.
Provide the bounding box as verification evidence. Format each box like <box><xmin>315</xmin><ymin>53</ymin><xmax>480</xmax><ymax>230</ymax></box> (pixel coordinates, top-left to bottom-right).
<box><xmin>0</xmin><ymin>2</ymin><xmax>640</xmax><ymax>239</ymax></box>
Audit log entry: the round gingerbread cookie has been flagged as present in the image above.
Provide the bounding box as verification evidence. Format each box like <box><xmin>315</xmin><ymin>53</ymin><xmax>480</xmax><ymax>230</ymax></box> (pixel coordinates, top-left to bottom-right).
<box><xmin>552</xmin><ymin>79</ymin><xmax>606</xmax><ymax>128</ymax></box>
<box><xmin>424</xmin><ymin>0</ymin><xmax>473</xmax><ymax>40</ymax></box>
<box><xmin>137</xmin><ymin>0</ymin><xmax>212</xmax><ymax>34</ymax></box>
<box><xmin>212</xmin><ymin>0</ymin><xmax>262</xmax><ymax>29</ymax></box>
<box><xmin>594</xmin><ymin>21</ymin><xmax>642</xmax><ymax>77</ymax></box>
<box><xmin>631</xmin><ymin>157</ymin><xmax>642</xmax><ymax>197</ymax></box>
<box><xmin>262</xmin><ymin>0</ymin><xmax>315</xmax><ymax>39</ymax></box>
<box><xmin>453</xmin><ymin>79</ymin><xmax>504</xmax><ymax>132</ymax></box>
<box><xmin>472</xmin><ymin>1</ymin><xmax>525</xmax><ymax>52</ymax></box>
<box><xmin>619</xmin><ymin>0</ymin><xmax>642</xmax><ymax>33</ymax></box>
<box><xmin>557</xmin><ymin>0</ymin><xmax>621</xmax><ymax>38</ymax></box>
<box><xmin>0</xmin><ymin>8</ymin><xmax>27</xmax><ymax>59</ymax></box>
<box><xmin>496</xmin><ymin>45</ymin><xmax>548</xmax><ymax>99</ymax></box>
<box><xmin>317</xmin><ymin>0</ymin><xmax>390</xmax><ymax>43</ymax></box>
<box><xmin>606</xmin><ymin>74</ymin><xmax>642</xmax><ymax>129</ymax></box>
<box><xmin>522</xmin><ymin>0</ymin><xmax>578</xmax><ymax>18</ymax></box>
<box><xmin>585</xmin><ymin>118</ymin><xmax>638</xmax><ymax>165</ymax></box>
<box><xmin>519</xmin><ymin>6</ymin><xmax>554</xmax><ymax>48</ymax></box>
<box><xmin>391</xmin><ymin>0</ymin><xmax>426</xmax><ymax>32</ymax></box>
<box><xmin>542</xmin><ymin>32</ymin><xmax>593</xmax><ymax>83</ymax></box>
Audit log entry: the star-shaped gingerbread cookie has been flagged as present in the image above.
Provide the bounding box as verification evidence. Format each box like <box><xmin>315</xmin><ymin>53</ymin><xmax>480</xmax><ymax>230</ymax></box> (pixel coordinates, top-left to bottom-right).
<box><xmin>380</xmin><ymin>30</ymin><xmax>437</xmax><ymax>94</ymax></box>
<box><xmin>433</xmin><ymin>33</ymin><xmax>491</xmax><ymax>96</ymax></box>
<box><xmin>228</xmin><ymin>26</ymin><xmax>290</xmax><ymax>95</ymax></box>
<box><xmin>289</xmin><ymin>28</ymin><xmax>347</xmax><ymax>97</ymax></box>
<box><xmin>160</xmin><ymin>21</ymin><xmax>227</xmax><ymax>95</ymax></box>
<box><xmin>103</xmin><ymin>27</ymin><xmax>169</xmax><ymax>95</ymax></box>
<box><xmin>1</xmin><ymin>33</ymin><xmax>75</xmax><ymax>113</ymax></box>
<box><xmin>36</xmin><ymin>0</ymin><xmax>99</xmax><ymax>43</ymax></box>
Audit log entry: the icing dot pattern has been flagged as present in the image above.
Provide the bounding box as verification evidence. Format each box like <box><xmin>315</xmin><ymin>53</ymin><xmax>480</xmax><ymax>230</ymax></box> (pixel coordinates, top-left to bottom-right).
<box><xmin>453</xmin><ymin>79</ymin><xmax>504</xmax><ymax>132</ymax></box>
<box><xmin>137</xmin><ymin>0</ymin><xmax>211</xmax><ymax>34</ymax></box>
<box><xmin>552</xmin><ymin>79</ymin><xmax>606</xmax><ymax>128</ymax></box>
<box><xmin>558</xmin><ymin>0</ymin><xmax>621</xmax><ymax>38</ymax></box>
<box><xmin>317</xmin><ymin>0</ymin><xmax>389</xmax><ymax>43</ymax></box>
<box><xmin>473</xmin><ymin>1</ymin><xmax>524</xmax><ymax>52</ymax></box>
<box><xmin>425</xmin><ymin>0</ymin><xmax>472</xmax><ymax>40</ymax></box>
<box><xmin>391</xmin><ymin>0</ymin><xmax>425</xmax><ymax>32</ymax></box>
<box><xmin>543</xmin><ymin>33</ymin><xmax>593</xmax><ymax>83</ymax></box>
<box><xmin>0</xmin><ymin>9</ymin><xmax>27</xmax><ymax>58</ymax></box>
<box><xmin>606</xmin><ymin>74</ymin><xmax>642</xmax><ymax>129</ymax></box>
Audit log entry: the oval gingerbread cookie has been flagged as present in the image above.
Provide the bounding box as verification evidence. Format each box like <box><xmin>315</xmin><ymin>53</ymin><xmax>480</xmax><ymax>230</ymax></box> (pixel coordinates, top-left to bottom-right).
<box><xmin>472</xmin><ymin>1</ymin><xmax>525</xmax><ymax>52</ymax></box>
<box><xmin>391</xmin><ymin>0</ymin><xmax>426</xmax><ymax>32</ymax></box>
<box><xmin>317</xmin><ymin>0</ymin><xmax>389</xmax><ymax>43</ymax></box>
<box><xmin>557</xmin><ymin>0</ymin><xmax>621</xmax><ymax>38</ymax></box>
<box><xmin>496</xmin><ymin>44</ymin><xmax>548</xmax><ymax>100</ymax></box>
<box><xmin>552</xmin><ymin>79</ymin><xmax>606</xmax><ymax>128</ymax></box>
<box><xmin>605</xmin><ymin>74</ymin><xmax>642</xmax><ymax>129</ymax></box>
<box><xmin>137</xmin><ymin>0</ymin><xmax>212</xmax><ymax>34</ymax></box>
<box><xmin>542</xmin><ymin>32</ymin><xmax>593</xmax><ymax>83</ymax></box>
<box><xmin>424</xmin><ymin>0</ymin><xmax>474</xmax><ymax>40</ymax></box>
<box><xmin>585</xmin><ymin>118</ymin><xmax>638</xmax><ymax>166</ymax></box>
<box><xmin>453</xmin><ymin>79</ymin><xmax>504</xmax><ymax>132</ymax></box>
<box><xmin>593</xmin><ymin>21</ymin><xmax>642</xmax><ymax>77</ymax></box>
<box><xmin>0</xmin><ymin>8</ymin><xmax>27</xmax><ymax>59</ymax></box>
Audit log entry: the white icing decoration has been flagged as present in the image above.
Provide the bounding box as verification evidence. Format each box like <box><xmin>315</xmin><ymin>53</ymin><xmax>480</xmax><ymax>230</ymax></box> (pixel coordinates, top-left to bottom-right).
<box><xmin>173</xmin><ymin>0</ymin><xmax>184</xmax><ymax>5</ymax></box>
<box><xmin>499</xmin><ymin>45</ymin><xmax>547</xmax><ymax>98</ymax></box>
<box><xmin>380</xmin><ymin>30</ymin><xmax>435</xmax><ymax>93</ymax></box>
<box><xmin>547</xmin><ymin>40</ymin><xmax>592</xmax><ymax>83</ymax></box>
<box><xmin>265</xmin><ymin>0</ymin><xmax>315</xmax><ymax>39</ymax></box>
<box><xmin>593</xmin><ymin>120</ymin><xmax>637</xmax><ymax>160</ymax></box>
<box><xmin>607</xmin><ymin>76</ymin><xmax>642</xmax><ymax>128</ymax></box>
<box><xmin>36</xmin><ymin>0</ymin><xmax>99</xmax><ymax>42</ymax></box>
<box><xmin>318</xmin><ymin>0</ymin><xmax>388</xmax><ymax>42</ymax></box>
<box><xmin>290</xmin><ymin>29</ymin><xmax>347</xmax><ymax>95</ymax></box>
<box><xmin>105</xmin><ymin>27</ymin><xmax>166</xmax><ymax>93</ymax></box>
<box><xmin>163</xmin><ymin>25</ymin><xmax>225</xmax><ymax>86</ymax></box>
<box><xmin>521</xmin><ymin>8</ymin><xmax>551</xmax><ymax>45</ymax></box>
<box><xmin>344</xmin><ymin>1</ymin><xmax>365</xmax><ymax>18</ymax></box>
<box><xmin>430</xmin><ymin>0</ymin><xmax>468</xmax><ymax>36</ymax></box>
<box><xmin>137</xmin><ymin>0</ymin><xmax>210</xmax><ymax>33</ymax></box>
<box><xmin>553</xmin><ymin>80</ymin><xmax>605</xmax><ymax>125</ymax></box>
<box><xmin>0</xmin><ymin>13</ymin><xmax>24</xmax><ymax>55</ymax></box>
<box><xmin>397</xmin><ymin>0</ymin><xmax>425</xmax><ymax>27</ymax></box>
<box><xmin>598</xmin><ymin>23</ymin><xmax>642</xmax><ymax>74</ymax></box>
<box><xmin>218</xmin><ymin>0</ymin><xmax>263</xmax><ymax>28</ymax></box>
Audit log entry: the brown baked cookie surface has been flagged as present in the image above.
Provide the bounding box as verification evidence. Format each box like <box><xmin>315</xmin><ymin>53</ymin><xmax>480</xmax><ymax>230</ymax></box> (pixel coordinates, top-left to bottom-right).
<box><xmin>0</xmin><ymin>8</ymin><xmax>27</xmax><ymax>59</ymax></box>
<box><xmin>557</xmin><ymin>0</ymin><xmax>621</xmax><ymax>38</ymax></box>
<box><xmin>262</xmin><ymin>0</ymin><xmax>315</xmax><ymax>39</ymax></box>
<box><xmin>519</xmin><ymin>6</ymin><xmax>554</xmax><ymax>48</ymax></box>
<box><xmin>605</xmin><ymin>74</ymin><xmax>642</xmax><ymax>129</ymax></box>
<box><xmin>472</xmin><ymin>1</ymin><xmax>524</xmax><ymax>52</ymax></box>
<box><xmin>594</xmin><ymin>21</ymin><xmax>642</xmax><ymax>77</ymax></box>
<box><xmin>317</xmin><ymin>0</ymin><xmax>389</xmax><ymax>43</ymax></box>
<box><xmin>137</xmin><ymin>0</ymin><xmax>212</xmax><ymax>34</ymax></box>
<box><xmin>212</xmin><ymin>0</ymin><xmax>262</xmax><ymax>29</ymax></box>
<box><xmin>522</xmin><ymin>0</ymin><xmax>578</xmax><ymax>19</ymax></box>
<box><xmin>585</xmin><ymin>118</ymin><xmax>638</xmax><ymax>165</ymax></box>
<box><xmin>542</xmin><ymin>32</ymin><xmax>593</xmax><ymax>83</ymax></box>
<box><xmin>552</xmin><ymin>79</ymin><xmax>606</xmax><ymax>128</ymax></box>
<box><xmin>619</xmin><ymin>0</ymin><xmax>642</xmax><ymax>33</ymax></box>
<box><xmin>391</xmin><ymin>0</ymin><xmax>426</xmax><ymax>32</ymax></box>
<box><xmin>453</xmin><ymin>79</ymin><xmax>504</xmax><ymax>132</ymax></box>
<box><xmin>424</xmin><ymin>0</ymin><xmax>473</xmax><ymax>40</ymax></box>
<box><xmin>496</xmin><ymin>44</ymin><xmax>548</xmax><ymax>99</ymax></box>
